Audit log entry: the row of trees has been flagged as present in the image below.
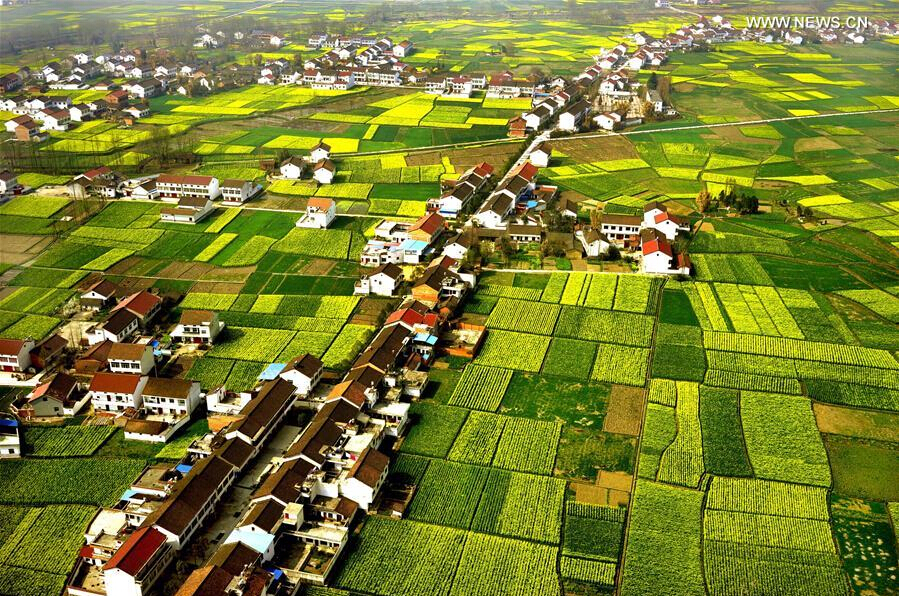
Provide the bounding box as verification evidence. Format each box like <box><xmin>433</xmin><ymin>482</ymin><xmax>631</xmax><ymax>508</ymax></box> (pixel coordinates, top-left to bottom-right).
<box><xmin>695</xmin><ymin>187</ymin><xmax>760</xmax><ymax>214</ymax></box>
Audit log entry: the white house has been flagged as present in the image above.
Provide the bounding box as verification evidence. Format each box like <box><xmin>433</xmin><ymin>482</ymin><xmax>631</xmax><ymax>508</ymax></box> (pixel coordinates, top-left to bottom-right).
<box><xmin>220</xmin><ymin>179</ymin><xmax>261</xmax><ymax>205</ymax></box>
<box><xmin>600</xmin><ymin>215</ymin><xmax>642</xmax><ymax>248</ymax></box>
<box><xmin>530</xmin><ymin>141</ymin><xmax>552</xmax><ymax>167</ymax></box>
<box><xmin>642</xmin><ymin>235</ymin><xmax>691</xmax><ymax>275</ymax></box>
<box><xmin>278</xmin><ymin>353</ymin><xmax>323</xmax><ymax>396</ymax></box>
<box><xmin>558</xmin><ymin>100</ymin><xmax>590</xmax><ymax>132</ymax></box>
<box><xmin>442</xmin><ymin>234</ymin><xmax>472</xmax><ymax>260</ymax></box>
<box><xmin>577</xmin><ymin>228</ymin><xmax>611</xmax><ymax>257</ymax></box>
<box><xmin>338</xmin><ymin>447</ymin><xmax>389</xmax><ymax>510</ymax></box>
<box><xmin>159</xmin><ymin>196</ymin><xmax>215</xmax><ymax>224</ymax></box>
<box><xmin>108</xmin><ymin>343</ymin><xmax>155</xmax><ymax>375</ymax></box>
<box><xmin>0</xmin><ymin>417</ymin><xmax>20</xmax><ymax>458</ymax></box>
<box><xmin>140</xmin><ymin>378</ymin><xmax>201</xmax><ymax>417</ymax></box>
<box><xmin>594</xmin><ymin>112</ymin><xmax>622</xmax><ymax>131</ymax></box>
<box><xmin>309</xmin><ymin>141</ymin><xmax>331</xmax><ymax>163</ymax></box>
<box><xmin>313</xmin><ymin>159</ymin><xmax>336</xmax><ymax>184</ymax></box>
<box><xmin>171</xmin><ymin>310</ymin><xmax>224</xmax><ymax>345</ymax></box>
<box><xmin>40</xmin><ymin>109</ymin><xmax>70</xmax><ymax>131</ymax></box>
<box><xmin>25</xmin><ymin>373</ymin><xmax>90</xmax><ymax>417</ymax></box>
<box><xmin>355</xmin><ymin>263</ymin><xmax>404</xmax><ymax>297</ymax></box>
<box><xmin>88</xmin><ymin>373</ymin><xmax>148</xmax><ymax>413</ymax></box>
<box><xmin>643</xmin><ymin>201</ymin><xmax>690</xmax><ymax>240</ymax></box>
<box><xmin>472</xmin><ymin>193</ymin><xmax>513</xmax><ymax>229</ymax></box>
<box><xmin>393</xmin><ymin>40</ymin><xmax>414</xmax><ymax>58</ymax></box>
<box><xmin>0</xmin><ymin>170</ymin><xmax>19</xmax><ymax>195</ymax></box>
<box><xmin>87</xmin><ymin>310</ymin><xmax>140</xmax><ymax>345</ymax></box>
<box><xmin>156</xmin><ymin>174</ymin><xmax>220</xmax><ymax>201</ymax></box>
<box><xmin>280</xmin><ymin>156</ymin><xmax>305</xmax><ymax>180</ymax></box>
<box><xmin>296</xmin><ymin>197</ymin><xmax>336</xmax><ymax>229</ymax></box>
<box><xmin>103</xmin><ymin>526</ymin><xmax>174</xmax><ymax>596</ymax></box>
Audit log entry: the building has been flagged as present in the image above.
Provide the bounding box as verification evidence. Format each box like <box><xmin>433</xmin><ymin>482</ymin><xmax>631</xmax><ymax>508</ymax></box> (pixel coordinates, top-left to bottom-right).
<box><xmin>68</xmin><ymin>166</ymin><xmax>122</xmax><ymax>199</ymax></box>
<box><xmin>594</xmin><ymin>111</ymin><xmax>623</xmax><ymax>131</ymax></box>
<box><xmin>160</xmin><ymin>196</ymin><xmax>215</xmax><ymax>224</ymax></box>
<box><xmin>156</xmin><ymin>174</ymin><xmax>220</xmax><ymax>201</ymax></box>
<box><xmin>141</xmin><ymin>378</ymin><xmax>201</xmax><ymax>416</ymax></box>
<box><xmin>113</xmin><ymin>291</ymin><xmax>162</xmax><ymax>327</ymax></box>
<box><xmin>642</xmin><ymin>201</ymin><xmax>690</xmax><ymax>240</ymax></box>
<box><xmin>0</xmin><ymin>338</ymin><xmax>35</xmax><ymax>372</ymax></box>
<box><xmin>642</xmin><ymin>234</ymin><xmax>691</xmax><ymax>275</ymax></box>
<box><xmin>577</xmin><ymin>228</ymin><xmax>611</xmax><ymax>257</ymax></box>
<box><xmin>87</xmin><ymin>309</ymin><xmax>140</xmax><ymax>345</ymax></box>
<box><xmin>103</xmin><ymin>526</ymin><xmax>175</xmax><ymax>596</ymax></box>
<box><xmin>28</xmin><ymin>334</ymin><xmax>67</xmax><ymax>370</ymax></box>
<box><xmin>26</xmin><ymin>373</ymin><xmax>89</xmax><ymax>417</ymax></box>
<box><xmin>313</xmin><ymin>159</ymin><xmax>336</xmax><ymax>184</ymax></box>
<box><xmin>472</xmin><ymin>193</ymin><xmax>514</xmax><ymax>229</ymax></box>
<box><xmin>355</xmin><ymin>263</ymin><xmax>404</xmax><ymax>297</ymax></box>
<box><xmin>280</xmin><ymin>156</ymin><xmax>305</xmax><ymax>179</ymax></box>
<box><xmin>0</xmin><ymin>170</ymin><xmax>19</xmax><ymax>196</ymax></box>
<box><xmin>88</xmin><ymin>372</ymin><xmax>148</xmax><ymax>412</ymax></box>
<box><xmin>80</xmin><ymin>279</ymin><xmax>121</xmax><ymax>311</ymax></box>
<box><xmin>296</xmin><ymin>197</ymin><xmax>336</xmax><ymax>229</ymax></box>
<box><xmin>310</xmin><ymin>141</ymin><xmax>331</xmax><ymax>163</ymax></box>
<box><xmin>338</xmin><ymin>446</ymin><xmax>389</xmax><ymax>510</ymax></box>
<box><xmin>171</xmin><ymin>310</ymin><xmax>224</xmax><ymax>345</ymax></box>
<box><xmin>599</xmin><ymin>214</ymin><xmax>642</xmax><ymax>248</ymax></box>
<box><xmin>108</xmin><ymin>343</ymin><xmax>155</xmax><ymax>375</ymax></box>
<box><xmin>0</xmin><ymin>417</ymin><xmax>20</xmax><ymax>459</ymax></box>
<box><xmin>220</xmin><ymin>179</ymin><xmax>261</xmax><ymax>205</ymax></box>
<box><xmin>408</xmin><ymin>212</ymin><xmax>445</xmax><ymax>245</ymax></box>
<box><xmin>278</xmin><ymin>353</ymin><xmax>323</xmax><ymax>395</ymax></box>
<box><xmin>530</xmin><ymin>142</ymin><xmax>552</xmax><ymax>167</ymax></box>
<box><xmin>558</xmin><ymin>100</ymin><xmax>590</xmax><ymax>132</ymax></box>
<box><xmin>507</xmin><ymin>224</ymin><xmax>543</xmax><ymax>244</ymax></box>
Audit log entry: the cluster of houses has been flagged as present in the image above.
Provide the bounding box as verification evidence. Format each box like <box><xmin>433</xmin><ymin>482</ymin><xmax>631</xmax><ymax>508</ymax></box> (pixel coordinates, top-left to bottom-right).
<box><xmin>358</xmin><ymin>211</ymin><xmax>448</xmax><ymax>270</ymax></box>
<box><xmin>576</xmin><ymin>201</ymin><xmax>692</xmax><ymax>275</ymax></box>
<box><xmin>426</xmin><ymin>162</ymin><xmax>495</xmax><ymax>219</ymax></box>
<box><xmin>279</xmin><ymin>142</ymin><xmax>336</xmax><ymax>185</ymax></box>
<box><xmin>61</xmin><ymin>250</ymin><xmax>482</xmax><ymax>595</ymax></box>
<box><xmin>62</xmin><ymin>165</ymin><xmax>263</xmax><ymax>223</ymax></box>
<box><xmin>470</xmin><ymin>160</ymin><xmax>558</xmax><ymax>239</ymax></box>
<box><xmin>260</xmin><ymin>36</ymin><xmax>413</xmax><ymax>90</ymax></box>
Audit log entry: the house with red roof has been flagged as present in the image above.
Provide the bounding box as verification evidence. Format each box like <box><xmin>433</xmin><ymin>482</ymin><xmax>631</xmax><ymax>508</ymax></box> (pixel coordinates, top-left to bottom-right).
<box><xmin>296</xmin><ymin>197</ymin><xmax>336</xmax><ymax>229</ymax></box>
<box><xmin>0</xmin><ymin>338</ymin><xmax>34</xmax><ymax>372</ymax></box>
<box><xmin>103</xmin><ymin>526</ymin><xmax>174</xmax><ymax>596</ymax></box>
<box><xmin>642</xmin><ymin>201</ymin><xmax>691</xmax><ymax>240</ymax></box>
<box><xmin>641</xmin><ymin>230</ymin><xmax>691</xmax><ymax>275</ymax></box>
<box><xmin>24</xmin><ymin>373</ymin><xmax>89</xmax><ymax>417</ymax></box>
<box><xmin>408</xmin><ymin>212</ymin><xmax>445</xmax><ymax>245</ymax></box>
<box><xmin>113</xmin><ymin>290</ymin><xmax>162</xmax><ymax>326</ymax></box>
<box><xmin>88</xmin><ymin>372</ymin><xmax>148</xmax><ymax>412</ymax></box>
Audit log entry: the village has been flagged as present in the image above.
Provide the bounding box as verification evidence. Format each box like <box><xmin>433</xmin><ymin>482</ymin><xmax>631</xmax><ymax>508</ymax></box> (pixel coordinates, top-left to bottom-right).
<box><xmin>0</xmin><ymin>3</ymin><xmax>898</xmax><ymax>596</ymax></box>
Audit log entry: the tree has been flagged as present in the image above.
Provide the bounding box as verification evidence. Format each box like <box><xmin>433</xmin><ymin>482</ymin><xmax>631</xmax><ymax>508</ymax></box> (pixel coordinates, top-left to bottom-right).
<box><xmin>497</xmin><ymin>236</ymin><xmax>516</xmax><ymax>260</ymax></box>
<box><xmin>695</xmin><ymin>189</ymin><xmax>711</xmax><ymax>213</ymax></box>
<box><xmin>647</xmin><ymin>72</ymin><xmax>659</xmax><ymax>90</ymax></box>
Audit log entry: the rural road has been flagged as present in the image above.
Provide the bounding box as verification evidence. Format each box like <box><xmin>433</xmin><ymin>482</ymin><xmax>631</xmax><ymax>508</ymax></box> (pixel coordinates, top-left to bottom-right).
<box><xmin>220</xmin><ymin>0</ymin><xmax>285</xmax><ymax>20</ymax></box>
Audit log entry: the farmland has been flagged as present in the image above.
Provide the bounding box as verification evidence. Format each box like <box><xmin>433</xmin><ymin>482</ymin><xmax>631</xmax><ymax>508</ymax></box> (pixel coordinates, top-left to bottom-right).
<box><xmin>1</xmin><ymin>1</ymin><xmax>899</xmax><ymax>595</ymax></box>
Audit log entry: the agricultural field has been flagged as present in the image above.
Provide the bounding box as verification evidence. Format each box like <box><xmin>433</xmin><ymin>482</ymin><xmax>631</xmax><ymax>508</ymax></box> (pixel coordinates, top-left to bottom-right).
<box><xmin>1</xmin><ymin>2</ymin><xmax>899</xmax><ymax>595</ymax></box>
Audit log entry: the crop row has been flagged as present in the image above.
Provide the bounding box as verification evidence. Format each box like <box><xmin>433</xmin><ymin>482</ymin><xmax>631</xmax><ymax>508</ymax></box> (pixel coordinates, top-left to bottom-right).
<box><xmin>486</xmin><ymin>298</ymin><xmax>560</xmax><ymax>336</ymax></box>
<box><xmin>472</xmin><ymin>469</ymin><xmax>565</xmax><ymax>543</ymax></box>
<box><xmin>560</xmin><ymin>556</ymin><xmax>617</xmax><ymax>586</ymax></box>
<box><xmin>705</xmin><ymin>477</ymin><xmax>830</xmax><ymax>520</ymax></box>
<box><xmin>656</xmin><ymin>382</ymin><xmax>704</xmax><ymax>488</ymax></box>
<box><xmin>704</xmin><ymin>331</ymin><xmax>898</xmax><ymax>368</ymax></box>
<box><xmin>449</xmin><ymin>365</ymin><xmax>513</xmax><ymax>411</ymax></box>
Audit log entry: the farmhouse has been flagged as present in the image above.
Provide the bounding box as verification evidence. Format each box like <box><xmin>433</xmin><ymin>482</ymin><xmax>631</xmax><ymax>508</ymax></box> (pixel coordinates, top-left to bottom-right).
<box><xmin>600</xmin><ymin>214</ymin><xmax>642</xmax><ymax>248</ymax></box>
<box><xmin>0</xmin><ymin>417</ymin><xmax>20</xmax><ymax>459</ymax></box>
<box><xmin>577</xmin><ymin>228</ymin><xmax>611</xmax><ymax>257</ymax></box>
<box><xmin>530</xmin><ymin>142</ymin><xmax>552</xmax><ymax>167</ymax></box>
<box><xmin>28</xmin><ymin>334</ymin><xmax>67</xmax><ymax>370</ymax></box>
<box><xmin>310</xmin><ymin>141</ymin><xmax>331</xmax><ymax>163</ymax></box>
<box><xmin>408</xmin><ymin>212</ymin><xmax>445</xmax><ymax>245</ymax></box>
<box><xmin>643</xmin><ymin>201</ymin><xmax>691</xmax><ymax>240</ymax></box>
<box><xmin>558</xmin><ymin>100</ymin><xmax>591</xmax><ymax>132</ymax></box>
<box><xmin>68</xmin><ymin>166</ymin><xmax>123</xmax><ymax>199</ymax></box>
<box><xmin>88</xmin><ymin>372</ymin><xmax>148</xmax><ymax>412</ymax></box>
<box><xmin>220</xmin><ymin>179</ymin><xmax>262</xmax><ymax>205</ymax></box>
<box><xmin>338</xmin><ymin>447</ymin><xmax>389</xmax><ymax>510</ymax></box>
<box><xmin>0</xmin><ymin>170</ymin><xmax>20</xmax><ymax>196</ymax></box>
<box><xmin>313</xmin><ymin>159</ymin><xmax>336</xmax><ymax>184</ymax></box>
<box><xmin>507</xmin><ymin>224</ymin><xmax>543</xmax><ymax>244</ymax></box>
<box><xmin>473</xmin><ymin>193</ymin><xmax>514</xmax><ymax>229</ymax></box>
<box><xmin>25</xmin><ymin>373</ymin><xmax>89</xmax><ymax>417</ymax></box>
<box><xmin>87</xmin><ymin>309</ymin><xmax>140</xmax><ymax>345</ymax></box>
<box><xmin>108</xmin><ymin>342</ymin><xmax>155</xmax><ymax>375</ymax></box>
<box><xmin>103</xmin><ymin>526</ymin><xmax>175</xmax><ymax>596</ymax></box>
<box><xmin>156</xmin><ymin>174</ymin><xmax>220</xmax><ymax>201</ymax></box>
<box><xmin>278</xmin><ymin>353</ymin><xmax>323</xmax><ymax>395</ymax></box>
<box><xmin>280</xmin><ymin>156</ymin><xmax>306</xmax><ymax>179</ymax></box>
<box><xmin>641</xmin><ymin>232</ymin><xmax>691</xmax><ymax>275</ymax></box>
<box><xmin>171</xmin><ymin>310</ymin><xmax>224</xmax><ymax>345</ymax></box>
<box><xmin>225</xmin><ymin>378</ymin><xmax>298</xmax><ymax>447</ymax></box>
<box><xmin>141</xmin><ymin>378</ymin><xmax>201</xmax><ymax>417</ymax></box>
<box><xmin>160</xmin><ymin>196</ymin><xmax>215</xmax><ymax>224</ymax></box>
<box><xmin>411</xmin><ymin>262</ymin><xmax>467</xmax><ymax>307</ymax></box>
<box><xmin>113</xmin><ymin>290</ymin><xmax>163</xmax><ymax>326</ymax></box>
<box><xmin>594</xmin><ymin>111</ymin><xmax>623</xmax><ymax>131</ymax></box>
<box><xmin>296</xmin><ymin>197</ymin><xmax>336</xmax><ymax>229</ymax></box>
<box><xmin>355</xmin><ymin>263</ymin><xmax>404</xmax><ymax>297</ymax></box>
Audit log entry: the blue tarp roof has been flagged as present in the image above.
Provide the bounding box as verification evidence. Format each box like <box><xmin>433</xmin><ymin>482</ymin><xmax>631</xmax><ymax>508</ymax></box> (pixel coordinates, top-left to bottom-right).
<box><xmin>258</xmin><ymin>362</ymin><xmax>285</xmax><ymax>380</ymax></box>
<box><xmin>175</xmin><ymin>463</ymin><xmax>193</xmax><ymax>474</ymax></box>
<box><xmin>399</xmin><ymin>239</ymin><xmax>428</xmax><ymax>252</ymax></box>
<box><xmin>414</xmin><ymin>333</ymin><xmax>438</xmax><ymax>346</ymax></box>
<box><xmin>121</xmin><ymin>489</ymin><xmax>139</xmax><ymax>500</ymax></box>
<box><xmin>0</xmin><ymin>419</ymin><xmax>19</xmax><ymax>427</ymax></box>
<box><xmin>263</xmin><ymin>566</ymin><xmax>284</xmax><ymax>581</ymax></box>
<box><xmin>526</xmin><ymin>200</ymin><xmax>538</xmax><ymax>208</ymax></box>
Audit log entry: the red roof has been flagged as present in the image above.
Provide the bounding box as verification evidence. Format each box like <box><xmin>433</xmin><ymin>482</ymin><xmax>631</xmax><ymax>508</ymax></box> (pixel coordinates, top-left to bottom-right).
<box><xmin>307</xmin><ymin>197</ymin><xmax>335</xmax><ymax>211</ymax></box>
<box><xmin>642</xmin><ymin>239</ymin><xmax>672</xmax><ymax>257</ymax></box>
<box><xmin>89</xmin><ymin>372</ymin><xmax>143</xmax><ymax>394</ymax></box>
<box><xmin>113</xmin><ymin>291</ymin><xmax>161</xmax><ymax>317</ymax></box>
<box><xmin>0</xmin><ymin>339</ymin><xmax>26</xmax><ymax>356</ymax></box>
<box><xmin>385</xmin><ymin>308</ymin><xmax>426</xmax><ymax>328</ymax></box>
<box><xmin>514</xmin><ymin>161</ymin><xmax>539</xmax><ymax>181</ymax></box>
<box><xmin>473</xmin><ymin>162</ymin><xmax>494</xmax><ymax>176</ymax></box>
<box><xmin>409</xmin><ymin>212</ymin><xmax>445</xmax><ymax>236</ymax></box>
<box><xmin>82</xmin><ymin>166</ymin><xmax>111</xmax><ymax>180</ymax></box>
<box><xmin>103</xmin><ymin>526</ymin><xmax>167</xmax><ymax>575</ymax></box>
